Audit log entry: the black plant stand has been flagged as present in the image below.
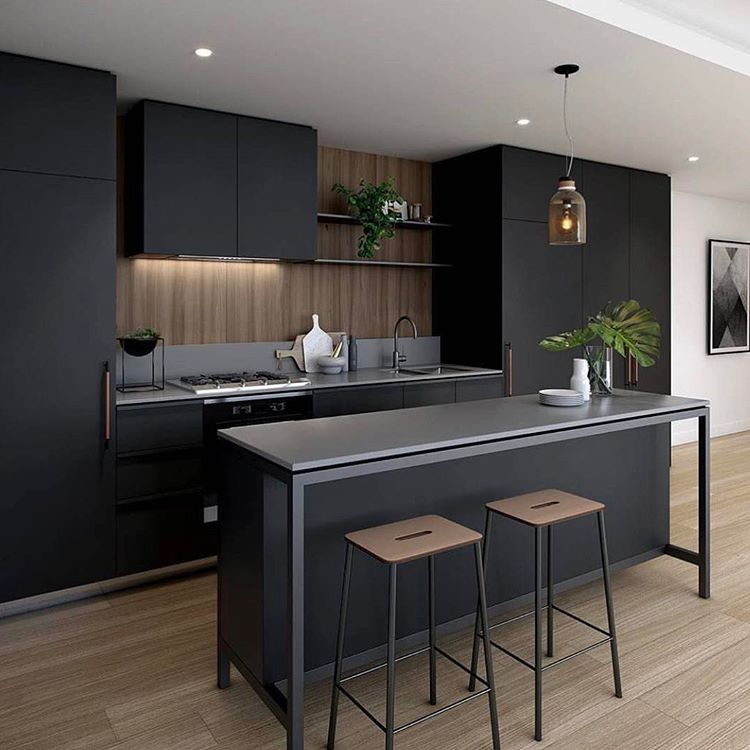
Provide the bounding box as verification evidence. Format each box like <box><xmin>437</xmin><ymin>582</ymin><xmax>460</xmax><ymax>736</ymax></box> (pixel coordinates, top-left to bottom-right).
<box><xmin>116</xmin><ymin>337</ymin><xmax>165</xmax><ymax>392</ymax></box>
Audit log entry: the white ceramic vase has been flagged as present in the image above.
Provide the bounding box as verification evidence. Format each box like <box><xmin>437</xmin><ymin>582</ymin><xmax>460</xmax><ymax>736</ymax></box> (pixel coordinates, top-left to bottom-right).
<box><xmin>570</xmin><ymin>357</ymin><xmax>590</xmax><ymax>401</ymax></box>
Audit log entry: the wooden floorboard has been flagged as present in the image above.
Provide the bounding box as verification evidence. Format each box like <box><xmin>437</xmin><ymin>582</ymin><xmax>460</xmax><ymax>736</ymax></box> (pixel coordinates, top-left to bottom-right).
<box><xmin>1</xmin><ymin>432</ymin><xmax>749</xmax><ymax>749</ymax></box>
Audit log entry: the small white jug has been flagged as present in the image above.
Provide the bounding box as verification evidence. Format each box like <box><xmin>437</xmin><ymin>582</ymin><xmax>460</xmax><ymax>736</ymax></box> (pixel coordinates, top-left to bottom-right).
<box><xmin>570</xmin><ymin>357</ymin><xmax>590</xmax><ymax>401</ymax></box>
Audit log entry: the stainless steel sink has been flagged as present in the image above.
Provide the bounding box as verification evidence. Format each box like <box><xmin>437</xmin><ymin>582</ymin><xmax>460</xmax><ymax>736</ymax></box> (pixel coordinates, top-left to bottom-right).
<box><xmin>394</xmin><ymin>365</ymin><xmax>474</xmax><ymax>376</ymax></box>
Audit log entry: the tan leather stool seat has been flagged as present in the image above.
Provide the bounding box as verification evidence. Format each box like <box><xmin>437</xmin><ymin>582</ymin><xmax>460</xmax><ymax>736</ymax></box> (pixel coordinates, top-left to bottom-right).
<box><xmin>345</xmin><ymin>514</ymin><xmax>481</xmax><ymax>564</ymax></box>
<box><xmin>486</xmin><ymin>489</ymin><xmax>604</xmax><ymax>527</ymax></box>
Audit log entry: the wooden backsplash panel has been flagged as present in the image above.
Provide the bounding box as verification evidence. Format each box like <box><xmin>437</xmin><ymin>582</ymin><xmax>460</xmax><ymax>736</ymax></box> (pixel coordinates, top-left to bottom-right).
<box><xmin>117</xmin><ymin>142</ymin><xmax>434</xmax><ymax>344</ymax></box>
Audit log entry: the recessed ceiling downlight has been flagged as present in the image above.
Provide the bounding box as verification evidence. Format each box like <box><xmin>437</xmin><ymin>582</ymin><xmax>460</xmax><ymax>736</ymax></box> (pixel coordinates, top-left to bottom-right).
<box><xmin>194</xmin><ymin>48</ymin><xmax>213</xmax><ymax>58</ymax></box>
<box><xmin>516</xmin><ymin>118</ymin><xmax>531</xmax><ymax>126</ymax></box>
<box><xmin>687</xmin><ymin>155</ymin><xmax>700</xmax><ymax>162</ymax></box>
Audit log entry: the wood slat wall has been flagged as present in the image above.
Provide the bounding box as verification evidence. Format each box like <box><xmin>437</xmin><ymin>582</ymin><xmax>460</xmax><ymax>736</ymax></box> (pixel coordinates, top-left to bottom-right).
<box><xmin>116</xmin><ymin>144</ymin><xmax>434</xmax><ymax>344</ymax></box>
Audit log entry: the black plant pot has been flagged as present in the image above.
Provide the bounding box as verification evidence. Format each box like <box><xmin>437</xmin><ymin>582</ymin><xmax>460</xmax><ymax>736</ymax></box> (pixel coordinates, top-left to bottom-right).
<box><xmin>119</xmin><ymin>337</ymin><xmax>159</xmax><ymax>357</ymax></box>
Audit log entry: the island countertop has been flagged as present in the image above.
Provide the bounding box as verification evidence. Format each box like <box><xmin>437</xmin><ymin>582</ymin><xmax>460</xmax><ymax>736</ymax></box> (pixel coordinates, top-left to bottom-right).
<box><xmin>219</xmin><ymin>390</ymin><xmax>709</xmax><ymax>473</ymax></box>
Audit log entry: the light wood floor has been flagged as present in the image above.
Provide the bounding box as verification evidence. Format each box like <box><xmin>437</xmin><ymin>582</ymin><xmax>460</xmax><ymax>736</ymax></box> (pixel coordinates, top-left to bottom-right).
<box><xmin>2</xmin><ymin>433</ymin><xmax>750</xmax><ymax>750</ymax></box>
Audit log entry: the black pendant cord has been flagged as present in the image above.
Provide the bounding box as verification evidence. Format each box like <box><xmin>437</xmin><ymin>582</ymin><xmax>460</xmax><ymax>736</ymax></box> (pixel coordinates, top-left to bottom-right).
<box><xmin>563</xmin><ymin>74</ymin><xmax>574</xmax><ymax>177</ymax></box>
<box><xmin>554</xmin><ymin>63</ymin><xmax>580</xmax><ymax>179</ymax></box>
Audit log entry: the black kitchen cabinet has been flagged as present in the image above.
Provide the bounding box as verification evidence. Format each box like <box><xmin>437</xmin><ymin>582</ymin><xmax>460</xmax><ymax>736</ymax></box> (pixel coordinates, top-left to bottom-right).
<box><xmin>126</xmin><ymin>101</ymin><xmax>238</xmax><ymax>257</ymax></box>
<box><xmin>403</xmin><ymin>380</ymin><xmax>456</xmax><ymax>407</ymax></box>
<box><xmin>0</xmin><ymin>170</ymin><xmax>116</xmax><ymax>602</ymax></box>
<box><xmin>115</xmin><ymin>401</ymin><xmax>210</xmax><ymax>576</ymax></box>
<box><xmin>313</xmin><ymin>385</ymin><xmax>404</xmax><ymax>418</ymax></box>
<box><xmin>455</xmin><ymin>375</ymin><xmax>505</xmax><ymax>402</ymax></box>
<box><xmin>433</xmin><ymin>145</ymin><xmax>671</xmax><ymax>396</ymax></box>
<box><xmin>629</xmin><ymin>170</ymin><xmax>671</xmax><ymax>394</ymax></box>
<box><xmin>116</xmin><ymin>491</ymin><xmax>209</xmax><ymax>576</ymax></box>
<box><xmin>125</xmin><ymin>100</ymin><xmax>317</xmax><ymax>260</ymax></box>
<box><xmin>0</xmin><ymin>52</ymin><xmax>115</xmax><ymax>179</ymax></box>
<box><xmin>502</xmin><ymin>220</ymin><xmax>582</xmax><ymax>395</ymax></box>
<box><xmin>238</xmin><ymin>117</ymin><xmax>317</xmax><ymax>260</ymax></box>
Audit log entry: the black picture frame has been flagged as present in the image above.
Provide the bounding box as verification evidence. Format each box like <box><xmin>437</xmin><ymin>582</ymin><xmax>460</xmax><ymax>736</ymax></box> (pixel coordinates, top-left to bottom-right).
<box><xmin>708</xmin><ymin>238</ymin><xmax>750</xmax><ymax>355</ymax></box>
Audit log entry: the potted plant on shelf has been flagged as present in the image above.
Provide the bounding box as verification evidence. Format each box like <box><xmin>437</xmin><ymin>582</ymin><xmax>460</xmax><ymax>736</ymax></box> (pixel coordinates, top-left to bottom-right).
<box><xmin>332</xmin><ymin>177</ymin><xmax>405</xmax><ymax>258</ymax></box>
<box><xmin>118</xmin><ymin>327</ymin><xmax>161</xmax><ymax>357</ymax></box>
<box><xmin>539</xmin><ymin>300</ymin><xmax>661</xmax><ymax>395</ymax></box>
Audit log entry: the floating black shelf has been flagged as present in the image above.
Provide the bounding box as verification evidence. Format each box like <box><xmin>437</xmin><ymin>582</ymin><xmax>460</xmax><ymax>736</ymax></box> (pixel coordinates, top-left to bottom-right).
<box><xmin>317</xmin><ymin>212</ymin><xmax>452</xmax><ymax>230</ymax></box>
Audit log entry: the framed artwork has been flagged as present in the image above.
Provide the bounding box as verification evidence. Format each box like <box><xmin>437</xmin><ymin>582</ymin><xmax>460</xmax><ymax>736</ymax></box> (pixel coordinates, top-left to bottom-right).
<box><xmin>709</xmin><ymin>239</ymin><xmax>750</xmax><ymax>354</ymax></box>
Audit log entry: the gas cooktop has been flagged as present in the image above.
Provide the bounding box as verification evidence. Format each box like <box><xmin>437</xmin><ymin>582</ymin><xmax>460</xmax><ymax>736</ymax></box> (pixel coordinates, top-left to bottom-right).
<box><xmin>170</xmin><ymin>371</ymin><xmax>311</xmax><ymax>395</ymax></box>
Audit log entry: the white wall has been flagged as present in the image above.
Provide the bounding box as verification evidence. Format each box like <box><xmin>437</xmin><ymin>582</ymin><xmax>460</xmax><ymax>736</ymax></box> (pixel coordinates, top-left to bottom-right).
<box><xmin>672</xmin><ymin>190</ymin><xmax>750</xmax><ymax>444</ymax></box>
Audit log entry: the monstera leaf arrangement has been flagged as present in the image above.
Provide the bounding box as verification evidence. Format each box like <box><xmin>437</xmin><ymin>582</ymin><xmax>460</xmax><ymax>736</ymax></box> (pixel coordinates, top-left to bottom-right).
<box><xmin>539</xmin><ymin>300</ymin><xmax>661</xmax><ymax>390</ymax></box>
<box><xmin>332</xmin><ymin>178</ymin><xmax>404</xmax><ymax>258</ymax></box>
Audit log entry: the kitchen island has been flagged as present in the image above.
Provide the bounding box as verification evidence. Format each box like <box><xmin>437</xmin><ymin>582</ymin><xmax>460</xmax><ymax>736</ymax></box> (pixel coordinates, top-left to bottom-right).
<box><xmin>216</xmin><ymin>391</ymin><xmax>709</xmax><ymax>750</ymax></box>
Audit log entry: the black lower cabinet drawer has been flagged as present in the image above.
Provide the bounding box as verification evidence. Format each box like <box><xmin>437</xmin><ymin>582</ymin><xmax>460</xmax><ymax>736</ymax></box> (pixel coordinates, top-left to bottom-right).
<box><xmin>117</xmin><ymin>401</ymin><xmax>203</xmax><ymax>454</ymax></box>
<box><xmin>116</xmin><ymin>491</ymin><xmax>211</xmax><ymax>576</ymax></box>
<box><xmin>117</xmin><ymin>447</ymin><xmax>204</xmax><ymax>500</ymax></box>
<box><xmin>313</xmin><ymin>384</ymin><xmax>404</xmax><ymax>417</ymax></box>
<box><xmin>403</xmin><ymin>380</ymin><xmax>456</xmax><ymax>407</ymax></box>
<box><xmin>455</xmin><ymin>375</ymin><xmax>505</xmax><ymax>402</ymax></box>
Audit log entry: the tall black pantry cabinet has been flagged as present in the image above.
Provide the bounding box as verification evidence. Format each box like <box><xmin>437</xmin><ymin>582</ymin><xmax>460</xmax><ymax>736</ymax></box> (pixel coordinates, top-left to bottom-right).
<box><xmin>0</xmin><ymin>53</ymin><xmax>116</xmax><ymax>603</ymax></box>
<box><xmin>433</xmin><ymin>145</ymin><xmax>671</xmax><ymax>395</ymax></box>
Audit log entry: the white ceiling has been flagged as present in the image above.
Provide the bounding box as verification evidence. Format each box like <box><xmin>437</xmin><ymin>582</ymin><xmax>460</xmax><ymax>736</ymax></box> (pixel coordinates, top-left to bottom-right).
<box><xmin>1</xmin><ymin>0</ymin><xmax>749</xmax><ymax>201</ymax></box>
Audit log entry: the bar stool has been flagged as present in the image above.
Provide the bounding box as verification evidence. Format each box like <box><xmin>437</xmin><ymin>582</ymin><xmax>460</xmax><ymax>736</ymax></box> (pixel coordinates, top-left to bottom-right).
<box><xmin>468</xmin><ymin>490</ymin><xmax>622</xmax><ymax>742</ymax></box>
<box><xmin>327</xmin><ymin>514</ymin><xmax>501</xmax><ymax>750</ymax></box>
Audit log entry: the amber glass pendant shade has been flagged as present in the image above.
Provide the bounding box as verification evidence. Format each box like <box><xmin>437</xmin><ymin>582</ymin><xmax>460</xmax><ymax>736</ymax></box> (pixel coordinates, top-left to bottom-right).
<box><xmin>549</xmin><ymin>177</ymin><xmax>586</xmax><ymax>245</ymax></box>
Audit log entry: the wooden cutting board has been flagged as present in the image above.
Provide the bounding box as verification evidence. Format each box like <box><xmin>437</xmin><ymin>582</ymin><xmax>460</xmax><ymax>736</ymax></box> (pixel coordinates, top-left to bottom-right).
<box><xmin>275</xmin><ymin>335</ymin><xmax>305</xmax><ymax>371</ymax></box>
<box><xmin>301</xmin><ymin>314</ymin><xmax>333</xmax><ymax>373</ymax></box>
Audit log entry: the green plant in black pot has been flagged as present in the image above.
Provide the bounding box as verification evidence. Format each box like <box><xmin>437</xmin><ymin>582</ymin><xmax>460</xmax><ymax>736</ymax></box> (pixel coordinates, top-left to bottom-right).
<box><xmin>539</xmin><ymin>300</ymin><xmax>661</xmax><ymax>394</ymax></box>
<box><xmin>332</xmin><ymin>178</ymin><xmax>404</xmax><ymax>258</ymax></box>
<box><xmin>119</xmin><ymin>327</ymin><xmax>161</xmax><ymax>357</ymax></box>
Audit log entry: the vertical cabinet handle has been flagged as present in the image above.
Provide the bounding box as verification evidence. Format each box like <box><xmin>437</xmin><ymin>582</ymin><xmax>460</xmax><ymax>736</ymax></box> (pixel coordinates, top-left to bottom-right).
<box><xmin>505</xmin><ymin>342</ymin><xmax>513</xmax><ymax>397</ymax></box>
<box><xmin>103</xmin><ymin>361</ymin><xmax>112</xmax><ymax>447</ymax></box>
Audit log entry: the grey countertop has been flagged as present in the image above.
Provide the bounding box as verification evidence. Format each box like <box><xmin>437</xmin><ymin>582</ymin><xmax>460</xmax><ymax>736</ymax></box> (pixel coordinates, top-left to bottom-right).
<box><xmin>219</xmin><ymin>390</ymin><xmax>709</xmax><ymax>473</ymax></box>
<box><xmin>115</xmin><ymin>365</ymin><xmax>503</xmax><ymax>406</ymax></box>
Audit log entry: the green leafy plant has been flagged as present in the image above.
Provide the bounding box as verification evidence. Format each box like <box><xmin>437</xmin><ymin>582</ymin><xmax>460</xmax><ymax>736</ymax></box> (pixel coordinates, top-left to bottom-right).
<box><xmin>332</xmin><ymin>178</ymin><xmax>404</xmax><ymax>258</ymax></box>
<box><xmin>539</xmin><ymin>300</ymin><xmax>661</xmax><ymax>390</ymax></box>
<box><xmin>125</xmin><ymin>326</ymin><xmax>160</xmax><ymax>339</ymax></box>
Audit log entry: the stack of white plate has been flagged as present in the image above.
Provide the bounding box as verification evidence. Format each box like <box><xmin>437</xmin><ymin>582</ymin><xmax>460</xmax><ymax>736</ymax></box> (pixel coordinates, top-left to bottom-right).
<box><xmin>538</xmin><ymin>389</ymin><xmax>585</xmax><ymax>407</ymax></box>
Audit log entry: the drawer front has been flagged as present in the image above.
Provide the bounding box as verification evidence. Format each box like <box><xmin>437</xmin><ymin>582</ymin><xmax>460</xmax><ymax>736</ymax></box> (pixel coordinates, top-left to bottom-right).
<box><xmin>117</xmin><ymin>401</ymin><xmax>203</xmax><ymax>453</ymax></box>
<box><xmin>403</xmin><ymin>380</ymin><xmax>456</xmax><ymax>407</ymax></box>
<box><xmin>117</xmin><ymin>448</ymin><xmax>204</xmax><ymax>500</ymax></box>
<box><xmin>455</xmin><ymin>376</ymin><xmax>505</xmax><ymax>402</ymax></box>
<box><xmin>313</xmin><ymin>385</ymin><xmax>404</xmax><ymax>418</ymax></box>
<box><xmin>116</xmin><ymin>491</ymin><xmax>211</xmax><ymax>576</ymax></box>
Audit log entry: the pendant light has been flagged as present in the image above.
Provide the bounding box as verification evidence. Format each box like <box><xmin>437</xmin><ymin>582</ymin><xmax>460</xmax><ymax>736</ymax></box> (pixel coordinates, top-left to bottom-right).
<box><xmin>549</xmin><ymin>64</ymin><xmax>586</xmax><ymax>245</ymax></box>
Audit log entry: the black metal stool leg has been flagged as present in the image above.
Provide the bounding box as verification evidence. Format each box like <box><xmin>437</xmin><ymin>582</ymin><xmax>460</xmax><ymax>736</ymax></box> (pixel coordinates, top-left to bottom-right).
<box><xmin>547</xmin><ymin>525</ymin><xmax>554</xmax><ymax>658</ymax></box>
<box><xmin>385</xmin><ymin>564</ymin><xmax>398</xmax><ymax>750</ymax></box>
<box><xmin>327</xmin><ymin>543</ymin><xmax>354</xmax><ymax>750</ymax></box>
<box><xmin>469</xmin><ymin>509</ymin><xmax>493</xmax><ymax>692</ymax></box>
<box><xmin>428</xmin><ymin>555</ymin><xmax>437</xmax><ymax>706</ymax></box>
<box><xmin>534</xmin><ymin>527</ymin><xmax>543</xmax><ymax>741</ymax></box>
<box><xmin>597</xmin><ymin>511</ymin><xmax>623</xmax><ymax>699</ymax></box>
<box><xmin>474</xmin><ymin>542</ymin><xmax>502</xmax><ymax>750</ymax></box>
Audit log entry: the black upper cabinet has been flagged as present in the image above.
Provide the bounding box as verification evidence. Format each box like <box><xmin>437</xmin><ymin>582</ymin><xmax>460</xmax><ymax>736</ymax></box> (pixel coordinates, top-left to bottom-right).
<box><xmin>502</xmin><ymin>146</ymin><xmax>581</xmax><ymax>223</ymax></box>
<box><xmin>125</xmin><ymin>100</ymin><xmax>317</xmax><ymax>260</ymax></box>
<box><xmin>238</xmin><ymin>117</ymin><xmax>317</xmax><ymax>260</ymax></box>
<box><xmin>0</xmin><ymin>171</ymin><xmax>116</xmax><ymax>602</ymax></box>
<box><xmin>0</xmin><ymin>53</ymin><xmax>115</xmax><ymax>179</ymax></box>
<box><xmin>502</xmin><ymin>220</ymin><xmax>582</xmax><ymax>394</ymax></box>
<box><xmin>126</xmin><ymin>101</ymin><xmax>238</xmax><ymax>257</ymax></box>
<box><xmin>630</xmin><ymin>170</ymin><xmax>671</xmax><ymax>394</ymax></box>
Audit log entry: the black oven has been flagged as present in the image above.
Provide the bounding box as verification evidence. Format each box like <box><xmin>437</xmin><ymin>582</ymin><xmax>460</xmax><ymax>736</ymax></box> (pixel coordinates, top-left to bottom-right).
<box><xmin>202</xmin><ymin>390</ymin><xmax>313</xmax><ymax>511</ymax></box>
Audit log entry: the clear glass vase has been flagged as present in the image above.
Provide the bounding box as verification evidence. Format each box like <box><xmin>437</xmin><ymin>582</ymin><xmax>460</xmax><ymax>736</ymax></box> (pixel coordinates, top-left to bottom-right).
<box><xmin>585</xmin><ymin>345</ymin><xmax>613</xmax><ymax>396</ymax></box>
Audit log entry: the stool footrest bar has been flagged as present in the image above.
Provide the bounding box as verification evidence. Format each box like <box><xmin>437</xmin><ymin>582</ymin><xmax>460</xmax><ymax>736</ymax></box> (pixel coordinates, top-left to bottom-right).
<box><xmin>339</xmin><ymin>646</ymin><xmax>431</xmax><ymax>684</ymax></box>
<box><xmin>552</xmin><ymin>604</ymin><xmax>612</xmax><ymax>638</ymax></box>
<box><xmin>394</xmin><ymin>688</ymin><xmax>491</xmax><ymax>734</ymax></box>
<box><xmin>334</xmin><ymin>642</ymin><xmax>492</xmax><ymax>737</ymax></box>
<box><xmin>541</xmin><ymin>636</ymin><xmax>613</xmax><ymax>671</ymax></box>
